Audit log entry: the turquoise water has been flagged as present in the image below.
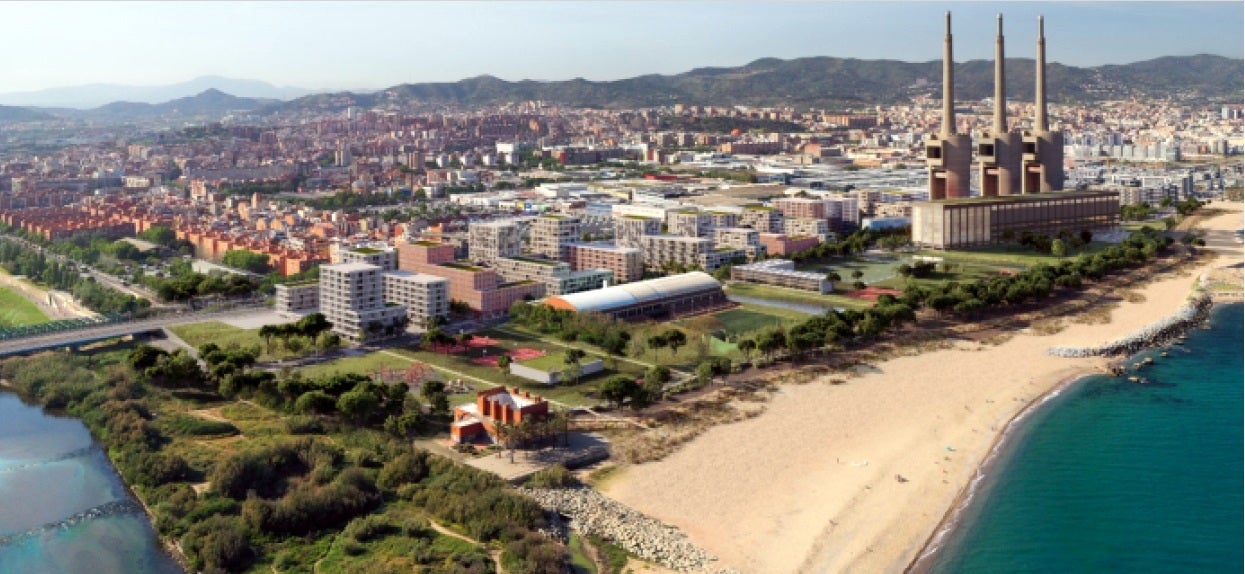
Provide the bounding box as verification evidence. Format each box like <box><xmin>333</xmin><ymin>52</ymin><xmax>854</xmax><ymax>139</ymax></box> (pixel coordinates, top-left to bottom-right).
<box><xmin>0</xmin><ymin>393</ymin><xmax>183</xmax><ymax>573</ymax></box>
<box><xmin>926</xmin><ymin>303</ymin><xmax>1244</xmax><ymax>573</ymax></box>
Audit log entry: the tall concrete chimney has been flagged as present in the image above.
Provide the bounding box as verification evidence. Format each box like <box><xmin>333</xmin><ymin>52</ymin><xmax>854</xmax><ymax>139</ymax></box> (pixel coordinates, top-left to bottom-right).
<box><xmin>993</xmin><ymin>13</ymin><xmax>1007</xmax><ymax>133</ymax></box>
<box><xmin>1022</xmin><ymin>15</ymin><xmax>1064</xmax><ymax>193</ymax></box>
<box><xmin>926</xmin><ymin>10</ymin><xmax>973</xmax><ymax>199</ymax></box>
<box><xmin>941</xmin><ymin>11</ymin><xmax>955</xmax><ymax>136</ymax></box>
<box><xmin>978</xmin><ymin>13</ymin><xmax>1021</xmax><ymax>197</ymax></box>
<box><xmin>1035</xmin><ymin>15</ymin><xmax>1047</xmax><ymax>132</ymax></box>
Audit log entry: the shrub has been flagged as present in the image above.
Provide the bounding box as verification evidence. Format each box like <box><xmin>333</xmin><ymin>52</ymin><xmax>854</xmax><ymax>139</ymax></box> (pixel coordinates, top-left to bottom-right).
<box><xmin>378</xmin><ymin>451</ymin><xmax>431</xmax><ymax>491</ymax></box>
<box><xmin>525</xmin><ymin>465</ymin><xmax>576</xmax><ymax>489</ymax></box>
<box><xmin>345</xmin><ymin>515</ymin><xmax>397</xmax><ymax>543</ymax></box>
<box><xmin>163</xmin><ymin>413</ymin><xmax>239</xmax><ymax>437</ymax></box>
<box><xmin>284</xmin><ymin>415</ymin><xmax>324</xmax><ymax>434</ymax></box>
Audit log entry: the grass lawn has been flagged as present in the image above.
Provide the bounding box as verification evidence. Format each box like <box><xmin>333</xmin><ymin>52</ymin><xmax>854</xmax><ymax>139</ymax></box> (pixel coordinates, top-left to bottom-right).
<box><xmin>913</xmin><ymin>242</ymin><xmax>1108</xmax><ymax>268</ymax></box>
<box><xmin>569</xmin><ymin>533</ymin><xmax>598</xmax><ymax>574</ymax></box>
<box><xmin>674</xmin><ymin>304</ymin><xmax>807</xmax><ymax>338</ymax></box>
<box><xmin>0</xmin><ymin>285</ymin><xmax>50</xmax><ymax>328</ymax></box>
<box><xmin>724</xmin><ymin>282</ymin><xmax>873</xmax><ymax>311</ymax></box>
<box><xmin>298</xmin><ymin>351</ymin><xmax>422</xmax><ymax>380</ymax></box>
<box><xmin>168</xmin><ymin>320</ymin><xmax>299</xmax><ymax>361</ymax></box>
<box><xmin>389</xmin><ymin>329</ymin><xmax>645</xmax><ymax>407</ymax></box>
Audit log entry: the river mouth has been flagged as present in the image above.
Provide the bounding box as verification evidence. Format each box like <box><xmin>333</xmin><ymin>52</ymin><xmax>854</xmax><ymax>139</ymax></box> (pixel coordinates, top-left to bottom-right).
<box><xmin>0</xmin><ymin>394</ymin><xmax>183</xmax><ymax>574</ymax></box>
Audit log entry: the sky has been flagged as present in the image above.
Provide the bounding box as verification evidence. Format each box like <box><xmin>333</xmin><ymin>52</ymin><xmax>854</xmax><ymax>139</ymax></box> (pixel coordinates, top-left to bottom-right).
<box><xmin>3</xmin><ymin>1</ymin><xmax>1242</xmax><ymax>92</ymax></box>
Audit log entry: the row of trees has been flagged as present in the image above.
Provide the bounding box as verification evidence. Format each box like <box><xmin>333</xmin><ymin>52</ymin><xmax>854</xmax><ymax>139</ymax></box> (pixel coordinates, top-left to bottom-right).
<box><xmin>508</xmin><ymin>302</ymin><xmax>633</xmax><ymax>356</ymax></box>
<box><xmin>0</xmin><ymin>237</ymin><xmax>151</xmax><ymax>315</ymax></box>
<box><xmin>787</xmin><ymin>228</ymin><xmax>907</xmax><ymax>264</ymax></box>
<box><xmin>730</xmin><ymin>228</ymin><xmax>1176</xmax><ymax>367</ymax></box>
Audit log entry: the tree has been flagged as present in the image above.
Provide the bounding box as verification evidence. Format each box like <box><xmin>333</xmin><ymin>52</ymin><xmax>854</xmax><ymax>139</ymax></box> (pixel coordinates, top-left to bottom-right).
<box><xmin>737</xmin><ymin>339</ymin><xmax>757</xmax><ymax>361</ymax></box>
<box><xmin>695</xmin><ymin>361</ymin><xmax>715</xmax><ymax>386</ymax></box>
<box><xmin>221</xmin><ymin>250</ymin><xmax>271</xmax><ymax>274</ymax></box>
<box><xmin>1051</xmin><ymin>238</ymin><xmax>1068</xmax><ymax>259</ymax></box>
<box><xmin>496</xmin><ymin>354</ymin><xmax>512</xmax><ymax>381</ymax></box>
<box><xmin>562</xmin><ymin>348</ymin><xmax>587</xmax><ymax>385</ymax></box>
<box><xmin>259</xmin><ymin>324</ymin><xmax>277</xmax><ymax>355</ymax></box>
<box><xmin>825</xmin><ymin>271</ymin><xmax>842</xmax><ymax>284</ymax></box>
<box><xmin>646</xmin><ymin>333</ymin><xmax>668</xmax><ymax>357</ymax></box>
<box><xmin>337</xmin><ymin>390</ymin><xmax>380</xmax><ymax>424</ymax></box>
<box><xmin>663</xmin><ymin>329</ymin><xmax>687</xmax><ymax>357</ymax></box>
<box><xmin>850</xmin><ymin>269</ymin><xmax>864</xmax><ymax>282</ymax></box>
<box><xmin>599</xmin><ymin>375</ymin><xmax>638</xmax><ymax>408</ymax></box>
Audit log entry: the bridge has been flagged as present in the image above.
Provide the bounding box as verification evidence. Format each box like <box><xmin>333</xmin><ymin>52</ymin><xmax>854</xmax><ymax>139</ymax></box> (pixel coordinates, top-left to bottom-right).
<box><xmin>0</xmin><ymin>307</ymin><xmax>267</xmax><ymax>359</ymax></box>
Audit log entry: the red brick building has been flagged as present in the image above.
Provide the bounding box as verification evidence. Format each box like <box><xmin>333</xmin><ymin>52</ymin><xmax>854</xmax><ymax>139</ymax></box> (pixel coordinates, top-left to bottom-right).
<box><xmin>451</xmin><ymin>387</ymin><xmax>549</xmax><ymax>444</ymax></box>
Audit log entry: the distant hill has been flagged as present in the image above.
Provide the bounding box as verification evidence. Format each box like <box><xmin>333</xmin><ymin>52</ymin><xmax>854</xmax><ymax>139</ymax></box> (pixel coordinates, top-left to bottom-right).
<box><xmin>267</xmin><ymin>54</ymin><xmax>1244</xmax><ymax>113</ymax></box>
<box><xmin>49</xmin><ymin>90</ymin><xmax>276</xmax><ymax>123</ymax></box>
<box><xmin>0</xmin><ymin>105</ymin><xmax>53</xmax><ymax>123</ymax></box>
<box><xmin>0</xmin><ymin>76</ymin><xmax>312</xmax><ymax>109</ymax></box>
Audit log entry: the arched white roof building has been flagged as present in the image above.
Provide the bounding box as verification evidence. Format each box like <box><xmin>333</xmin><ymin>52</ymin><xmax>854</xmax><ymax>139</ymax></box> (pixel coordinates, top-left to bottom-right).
<box><xmin>545</xmin><ymin>271</ymin><xmax>728</xmax><ymax>319</ymax></box>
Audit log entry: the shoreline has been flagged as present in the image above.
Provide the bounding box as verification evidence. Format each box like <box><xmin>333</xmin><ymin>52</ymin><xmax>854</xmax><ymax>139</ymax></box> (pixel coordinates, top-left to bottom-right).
<box><xmin>905</xmin><ymin>369</ymin><xmax>1089</xmax><ymax>573</ymax></box>
<box><xmin>907</xmin><ymin>299</ymin><xmax>1232</xmax><ymax>573</ymax></box>
<box><xmin>602</xmin><ymin>203</ymin><xmax>1243</xmax><ymax>573</ymax></box>
<box><xmin>908</xmin><ymin>298</ymin><xmax>1242</xmax><ymax>573</ymax></box>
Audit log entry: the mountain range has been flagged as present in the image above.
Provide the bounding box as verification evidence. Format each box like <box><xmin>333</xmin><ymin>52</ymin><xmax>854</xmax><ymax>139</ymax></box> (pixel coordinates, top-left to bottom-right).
<box><xmin>265</xmin><ymin>54</ymin><xmax>1242</xmax><ymax>113</ymax></box>
<box><xmin>0</xmin><ymin>75</ymin><xmax>313</xmax><ymax>109</ymax></box>
<box><xmin>0</xmin><ymin>55</ymin><xmax>1240</xmax><ymax>125</ymax></box>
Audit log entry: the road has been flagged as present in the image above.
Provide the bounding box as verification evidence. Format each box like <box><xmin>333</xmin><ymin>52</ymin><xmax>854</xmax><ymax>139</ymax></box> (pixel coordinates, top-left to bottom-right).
<box><xmin>0</xmin><ymin>306</ymin><xmax>267</xmax><ymax>358</ymax></box>
<box><xmin>0</xmin><ymin>234</ymin><xmax>169</xmax><ymax>307</ymax></box>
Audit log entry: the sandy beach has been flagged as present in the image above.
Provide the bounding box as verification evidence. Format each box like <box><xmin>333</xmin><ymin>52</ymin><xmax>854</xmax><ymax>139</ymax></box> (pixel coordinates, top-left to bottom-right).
<box><xmin>603</xmin><ymin>203</ymin><xmax>1243</xmax><ymax>574</ymax></box>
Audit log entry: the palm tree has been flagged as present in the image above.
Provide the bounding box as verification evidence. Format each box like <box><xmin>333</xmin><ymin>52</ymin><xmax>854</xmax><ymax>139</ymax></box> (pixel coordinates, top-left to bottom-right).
<box><xmin>497</xmin><ymin>354</ymin><xmax>512</xmax><ymax>382</ymax></box>
<box><xmin>259</xmin><ymin>324</ymin><xmax>276</xmax><ymax>355</ymax></box>
<box><xmin>737</xmin><ymin>338</ymin><xmax>757</xmax><ymax>361</ymax></box>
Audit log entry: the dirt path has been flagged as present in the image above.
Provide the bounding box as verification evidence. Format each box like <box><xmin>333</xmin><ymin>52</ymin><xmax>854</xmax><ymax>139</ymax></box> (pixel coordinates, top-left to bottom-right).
<box><xmin>426</xmin><ymin>518</ymin><xmax>505</xmax><ymax>574</ymax></box>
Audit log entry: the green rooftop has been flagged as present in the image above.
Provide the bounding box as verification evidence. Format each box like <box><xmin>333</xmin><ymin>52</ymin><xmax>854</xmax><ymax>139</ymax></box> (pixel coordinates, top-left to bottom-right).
<box><xmin>351</xmin><ymin>247</ymin><xmax>383</xmax><ymax>255</ymax></box>
<box><xmin>441</xmin><ymin>262</ymin><xmax>484</xmax><ymax>272</ymax></box>
<box><xmin>744</xmin><ymin>205</ymin><xmax>775</xmax><ymax>211</ymax></box>
<box><xmin>499</xmin><ymin>280</ymin><xmax>537</xmax><ymax>288</ymax></box>
<box><xmin>507</xmin><ymin>255</ymin><xmax>561</xmax><ymax>266</ymax></box>
<box><xmin>413</xmin><ymin>240</ymin><xmax>443</xmax><ymax>247</ymax></box>
<box><xmin>622</xmin><ymin>215</ymin><xmax>656</xmax><ymax>221</ymax></box>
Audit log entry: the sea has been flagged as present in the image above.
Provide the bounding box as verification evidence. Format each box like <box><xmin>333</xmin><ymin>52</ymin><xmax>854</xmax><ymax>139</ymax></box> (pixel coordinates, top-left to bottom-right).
<box><xmin>923</xmin><ymin>303</ymin><xmax>1244</xmax><ymax>573</ymax></box>
<box><xmin>0</xmin><ymin>393</ymin><xmax>183</xmax><ymax>574</ymax></box>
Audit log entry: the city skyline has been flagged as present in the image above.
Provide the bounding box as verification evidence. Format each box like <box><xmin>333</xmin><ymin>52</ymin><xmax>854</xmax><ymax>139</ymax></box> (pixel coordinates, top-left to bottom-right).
<box><xmin>3</xmin><ymin>1</ymin><xmax>1241</xmax><ymax>95</ymax></box>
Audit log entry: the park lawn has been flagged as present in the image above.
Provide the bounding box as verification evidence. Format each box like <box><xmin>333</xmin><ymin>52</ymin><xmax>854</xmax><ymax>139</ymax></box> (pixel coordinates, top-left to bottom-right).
<box><xmin>0</xmin><ymin>285</ymin><xmax>50</xmax><ymax>328</ymax></box>
<box><xmin>871</xmin><ymin>260</ymin><xmax>1016</xmax><ymax>291</ymax></box>
<box><xmin>724</xmin><ymin>282</ymin><xmax>873</xmax><ymax>311</ymax></box>
<box><xmin>913</xmin><ymin>242</ymin><xmax>1108</xmax><ymax>268</ymax></box>
<box><xmin>168</xmin><ymin>320</ymin><xmax>299</xmax><ymax>361</ymax></box>
<box><xmin>298</xmin><ymin>351</ymin><xmax>422</xmax><ymax>380</ymax></box>
<box><xmin>390</xmin><ymin>331</ymin><xmax>642</xmax><ymax>407</ymax></box>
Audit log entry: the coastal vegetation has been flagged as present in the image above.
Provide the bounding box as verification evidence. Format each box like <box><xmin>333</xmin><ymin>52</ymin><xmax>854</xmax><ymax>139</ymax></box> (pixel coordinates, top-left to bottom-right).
<box><xmin>0</xmin><ymin>342</ymin><xmax>569</xmax><ymax>573</ymax></box>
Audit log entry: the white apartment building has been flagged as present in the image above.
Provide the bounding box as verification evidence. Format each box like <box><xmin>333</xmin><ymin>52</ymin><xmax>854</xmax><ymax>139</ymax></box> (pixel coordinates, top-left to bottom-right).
<box><xmin>783</xmin><ymin>218</ymin><xmax>830</xmax><ymax>241</ymax></box>
<box><xmin>469</xmin><ymin>219</ymin><xmax>524</xmax><ymax>263</ymax></box>
<box><xmin>712</xmin><ymin>227</ymin><xmax>767</xmax><ymax>261</ymax></box>
<box><xmin>492</xmin><ymin>255</ymin><xmax>613</xmax><ymax>296</ymax></box>
<box><xmin>666</xmin><ymin>209</ymin><xmax>711</xmax><ymax>238</ymax></box>
<box><xmin>320</xmin><ymin>262</ymin><xmax>408</xmax><ymax>342</ymax></box>
<box><xmin>529</xmin><ymin>214</ymin><xmax>580</xmax><ymax>261</ymax></box>
<box><xmin>383</xmin><ymin>271</ymin><xmax>449</xmax><ymax>329</ymax></box>
<box><xmin>731</xmin><ymin>259</ymin><xmax>832</xmax><ymax>293</ymax></box>
<box><xmin>613</xmin><ymin>215</ymin><xmax>663</xmax><ymax>249</ymax></box>
<box><xmin>339</xmin><ymin>246</ymin><xmax>398</xmax><ymax>271</ymax></box>
<box><xmin>739</xmin><ymin>205</ymin><xmax>783</xmax><ymax>232</ymax></box>
<box><xmin>273</xmin><ymin>281</ymin><xmax>320</xmax><ymax>316</ymax></box>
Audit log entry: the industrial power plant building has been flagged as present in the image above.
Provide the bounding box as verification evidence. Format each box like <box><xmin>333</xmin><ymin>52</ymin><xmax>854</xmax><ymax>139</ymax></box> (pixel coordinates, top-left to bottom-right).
<box><xmin>914</xmin><ymin>13</ymin><xmax>1117</xmax><ymax>248</ymax></box>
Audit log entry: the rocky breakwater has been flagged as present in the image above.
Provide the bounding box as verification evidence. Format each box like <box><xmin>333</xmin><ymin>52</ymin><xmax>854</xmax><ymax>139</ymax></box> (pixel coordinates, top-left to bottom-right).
<box><xmin>521</xmin><ymin>486</ymin><xmax>728</xmax><ymax>573</ymax></box>
<box><xmin>1048</xmin><ymin>294</ymin><xmax>1213</xmax><ymax>358</ymax></box>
